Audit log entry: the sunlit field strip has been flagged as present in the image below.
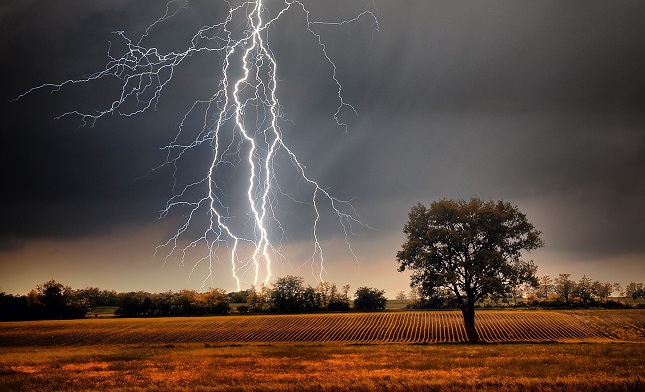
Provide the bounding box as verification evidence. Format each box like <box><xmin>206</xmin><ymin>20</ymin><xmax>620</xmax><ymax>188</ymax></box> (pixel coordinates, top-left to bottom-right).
<box><xmin>1</xmin><ymin>310</ymin><xmax>642</xmax><ymax>347</ymax></box>
<box><xmin>2</xmin><ymin>342</ymin><xmax>644</xmax><ymax>392</ymax></box>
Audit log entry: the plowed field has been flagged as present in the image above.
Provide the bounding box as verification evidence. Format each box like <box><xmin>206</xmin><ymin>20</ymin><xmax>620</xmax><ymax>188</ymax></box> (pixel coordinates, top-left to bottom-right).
<box><xmin>1</xmin><ymin>310</ymin><xmax>643</xmax><ymax>347</ymax></box>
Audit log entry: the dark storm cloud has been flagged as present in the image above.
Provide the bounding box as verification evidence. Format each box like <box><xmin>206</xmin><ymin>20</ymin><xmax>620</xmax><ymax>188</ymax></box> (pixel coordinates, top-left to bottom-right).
<box><xmin>346</xmin><ymin>1</ymin><xmax>645</xmax><ymax>115</ymax></box>
<box><xmin>1</xmin><ymin>1</ymin><xmax>193</xmax><ymax>242</ymax></box>
<box><xmin>310</xmin><ymin>0</ymin><xmax>645</xmax><ymax>257</ymax></box>
<box><xmin>2</xmin><ymin>0</ymin><xmax>645</xmax><ymax>273</ymax></box>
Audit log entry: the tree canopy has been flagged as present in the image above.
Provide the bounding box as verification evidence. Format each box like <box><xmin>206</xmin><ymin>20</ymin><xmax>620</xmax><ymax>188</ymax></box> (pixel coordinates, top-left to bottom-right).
<box><xmin>353</xmin><ymin>287</ymin><xmax>387</xmax><ymax>310</ymax></box>
<box><xmin>396</xmin><ymin>198</ymin><xmax>543</xmax><ymax>342</ymax></box>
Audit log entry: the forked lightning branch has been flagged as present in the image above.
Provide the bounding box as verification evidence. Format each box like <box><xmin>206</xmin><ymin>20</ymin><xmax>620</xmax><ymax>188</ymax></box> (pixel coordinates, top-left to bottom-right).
<box><xmin>17</xmin><ymin>1</ymin><xmax>378</xmax><ymax>290</ymax></box>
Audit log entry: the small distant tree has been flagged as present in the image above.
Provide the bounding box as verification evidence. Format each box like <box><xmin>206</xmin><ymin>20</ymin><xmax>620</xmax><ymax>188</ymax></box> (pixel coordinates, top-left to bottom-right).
<box><xmin>554</xmin><ymin>273</ymin><xmax>576</xmax><ymax>305</ymax></box>
<box><xmin>395</xmin><ymin>291</ymin><xmax>408</xmax><ymax>301</ymax></box>
<box><xmin>246</xmin><ymin>286</ymin><xmax>259</xmax><ymax>310</ymax></box>
<box><xmin>271</xmin><ymin>276</ymin><xmax>306</xmax><ymax>313</ymax></box>
<box><xmin>626</xmin><ymin>282</ymin><xmax>645</xmax><ymax>304</ymax></box>
<box><xmin>613</xmin><ymin>283</ymin><xmax>624</xmax><ymax>299</ymax></box>
<box><xmin>247</xmin><ymin>284</ymin><xmax>271</xmax><ymax>312</ymax></box>
<box><xmin>592</xmin><ymin>281</ymin><xmax>613</xmax><ymax>303</ymax></box>
<box><xmin>237</xmin><ymin>305</ymin><xmax>249</xmax><ymax>313</ymax></box>
<box><xmin>37</xmin><ymin>280</ymin><xmax>66</xmax><ymax>316</ymax></box>
<box><xmin>396</xmin><ymin>199</ymin><xmax>542</xmax><ymax>343</ymax></box>
<box><xmin>342</xmin><ymin>284</ymin><xmax>351</xmax><ymax>300</ymax></box>
<box><xmin>26</xmin><ymin>289</ymin><xmax>40</xmax><ymax>308</ymax></box>
<box><xmin>176</xmin><ymin>290</ymin><xmax>199</xmax><ymax>315</ymax></box>
<box><xmin>325</xmin><ymin>283</ymin><xmax>350</xmax><ymax>311</ymax></box>
<box><xmin>204</xmin><ymin>288</ymin><xmax>231</xmax><ymax>314</ymax></box>
<box><xmin>508</xmin><ymin>283</ymin><xmax>526</xmax><ymax>306</ymax></box>
<box><xmin>315</xmin><ymin>281</ymin><xmax>334</xmax><ymax>309</ymax></box>
<box><xmin>537</xmin><ymin>276</ymin><xmax>553</xmax><ymax>299</ymax></box>
<box><xmin>301</xmin><ymin>285</ymin><xmax>317</xmax><ymax>311</ymax></box>
<box><xmin>326</xmin><ymin>297</ymin><xmax>350</xmax><ymax>311</ymax></box>
<box><xmin>353</xmin><ymin>287</ymin><xmax>387</xmax><ymax>310</ymax></box>
<box><xmin>36</xmin><ymin>280</ymin><xmax>86</xmax><ymax>319</ymax></box>
<box><xmin>574</xmin><ymin>275</ymin><xmax>594</xmax><ymax>304</ymax></box>
<box><xmin>74</xmin><ymin>287</ymin><xmax>117</xmax><ymax>308</ymax></box>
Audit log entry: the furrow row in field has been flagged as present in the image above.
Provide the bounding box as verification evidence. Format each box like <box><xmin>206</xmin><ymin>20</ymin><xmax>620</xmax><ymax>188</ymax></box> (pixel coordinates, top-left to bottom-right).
<box><xmin>480</xmin><ymin>313</ymin><xmax>542</xmax><ymax>342</ymax></box>
<box><xmin>1</xmin><ymin>310</ymin><xmax>638</xmax><ymax>346</ymax></box>
<box><xmin>482</xmin><ymin>313</ymin><xmax>519</xmax><ymax>342</ymax></box>
<box><xmin>505</xmin><ymin>312</ymin><xmax>538</xmax><ymax>341</ymax></box>
<box><xmin>404</xmin><ymin>313</ymin><xmax>420</xmax><ymax>342</ymax></box>
<box><xmin>476</xmin><ymin>313</ymin><xmax>496</xmax><ymax>342</ymax></box>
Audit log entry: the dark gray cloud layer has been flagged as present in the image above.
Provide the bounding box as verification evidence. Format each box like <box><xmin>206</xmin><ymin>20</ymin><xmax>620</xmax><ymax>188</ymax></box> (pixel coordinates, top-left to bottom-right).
<box><xmin>2</xmin><ymin>1</ymin><xmax>645</xmax><ymax>285</ymax></box>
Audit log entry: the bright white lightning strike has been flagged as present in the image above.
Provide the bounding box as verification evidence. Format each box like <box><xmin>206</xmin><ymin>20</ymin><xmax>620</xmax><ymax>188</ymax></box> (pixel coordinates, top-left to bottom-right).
<box><xmin>16</xmin><ymin>0</ymin><xmax>378</xmax><ymax>291</ymax></box>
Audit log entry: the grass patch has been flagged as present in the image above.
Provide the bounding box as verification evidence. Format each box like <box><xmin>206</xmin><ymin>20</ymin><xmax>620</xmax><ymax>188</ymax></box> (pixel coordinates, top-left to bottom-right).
<box><xmin>1</xmin><ymin>342</ymin><xmax>643</xmax><ymax>391</ymax></box>
<box><xmin>86</xmin><ymin>306</ymin><xmax>118</xmax><ymax>317</ymax></box>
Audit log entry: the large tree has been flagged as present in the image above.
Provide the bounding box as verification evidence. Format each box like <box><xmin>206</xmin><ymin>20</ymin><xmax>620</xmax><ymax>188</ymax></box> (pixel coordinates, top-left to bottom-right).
<box><xmin>396</xmin><ymin>198</ymin><xmax>543</xmax><ymax>343</ymax></box>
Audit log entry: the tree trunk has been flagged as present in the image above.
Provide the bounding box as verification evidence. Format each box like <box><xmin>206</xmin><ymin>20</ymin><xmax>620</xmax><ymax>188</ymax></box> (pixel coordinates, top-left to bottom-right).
<box><xmin>461</xmin><ymin>305</ymin><xmax>479</xmax><ymax>343</ymax></box>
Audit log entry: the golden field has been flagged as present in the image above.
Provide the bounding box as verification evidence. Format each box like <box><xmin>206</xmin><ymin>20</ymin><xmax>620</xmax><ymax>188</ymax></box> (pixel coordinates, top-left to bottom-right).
<box><xmin>1</xmin><ymin>310</ymin><xmax>643</xmax><ymax>391</ymax></box>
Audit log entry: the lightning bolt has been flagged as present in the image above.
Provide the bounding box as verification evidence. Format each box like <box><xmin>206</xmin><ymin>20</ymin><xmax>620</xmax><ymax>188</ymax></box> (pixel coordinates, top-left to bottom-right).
<box><xmin>15</xmin><ymin>0</ymin><xmax>378</xmax><ymax>291</ymax></box>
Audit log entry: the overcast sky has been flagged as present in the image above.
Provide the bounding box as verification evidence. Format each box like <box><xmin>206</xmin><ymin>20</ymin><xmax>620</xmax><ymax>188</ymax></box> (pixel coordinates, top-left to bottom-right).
<box><xmin>2</xmin><ymin>0</ymin><xmax>644</xmax><ymax>296</ymax></box>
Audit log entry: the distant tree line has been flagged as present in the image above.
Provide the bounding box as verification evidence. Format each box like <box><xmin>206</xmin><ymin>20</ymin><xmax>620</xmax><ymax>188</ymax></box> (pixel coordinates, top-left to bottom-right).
<box><xmin>243</xmin><ymin>276</ymin><xmax>386</xmax><ymax>313</ymax></box>
<box><xmin>0</xmin><ymin>280</ymin><xmax>96</xmax><ymax>321</ymax></box>
<box><xmin>526</xmin><ymin>274</ymin><xmax>644</xmax><ymax>308</ymax></box>
<box><xmin>404</xmin><ymin>273</ymin><xmax>645</xmax><ymax>310</ymax></box>
<box><xmin>114</xmin><ymin>288</ymin><xmax>231</xmax><ymax>317</ymax></box>
<box><xmin>1</xmin><ymin>276</ymin><xmax>388</xmax><ymax>320</ymax></box>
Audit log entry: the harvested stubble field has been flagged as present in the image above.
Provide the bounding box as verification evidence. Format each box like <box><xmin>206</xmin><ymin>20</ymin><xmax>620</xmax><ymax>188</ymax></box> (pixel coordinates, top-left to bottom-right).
<box><xmin>1</xmin><ymin>310</ymin><xmax>644</xmax><ymax>391</ymax></box>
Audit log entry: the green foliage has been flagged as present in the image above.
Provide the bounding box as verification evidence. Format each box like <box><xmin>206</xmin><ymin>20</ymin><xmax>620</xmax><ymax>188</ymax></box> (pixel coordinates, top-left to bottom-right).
<box><xmin>397</xmin><ymin>199</ymin><xmax>543</xmax><ymax>302</ymax></box>
<box><xmin>353</xmin><ymin>287</ymin><xmax>387</xmax><ymax>310</ymax></box>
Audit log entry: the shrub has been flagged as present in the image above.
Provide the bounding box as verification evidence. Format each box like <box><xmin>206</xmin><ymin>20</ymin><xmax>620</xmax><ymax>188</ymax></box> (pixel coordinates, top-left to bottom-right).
<box><xmin>327</xmin><ymin>300</ymin><xmax>350</xmax><ymax>311</ymax></box>
<box><xmin>353</xmin><ymin>287</ymin><xmax>387</xmax><ymax>310</ymax></box>
<box><xmin>237</xmin><ymin>305</ymin><xmax>249</xmax><ymax>313</ymax></box>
